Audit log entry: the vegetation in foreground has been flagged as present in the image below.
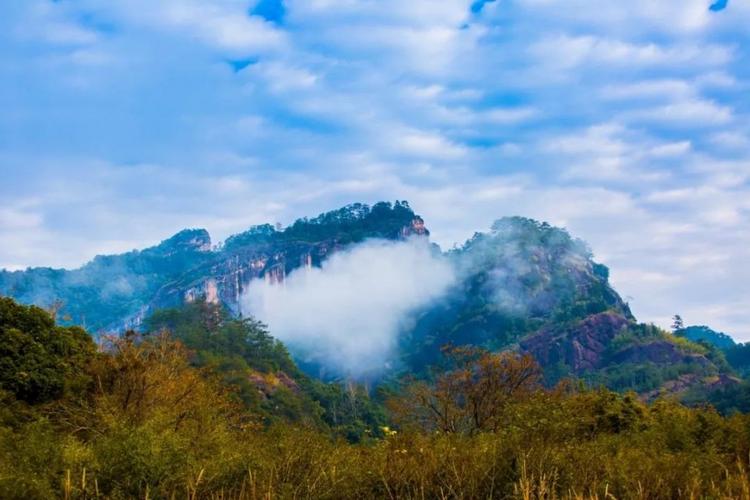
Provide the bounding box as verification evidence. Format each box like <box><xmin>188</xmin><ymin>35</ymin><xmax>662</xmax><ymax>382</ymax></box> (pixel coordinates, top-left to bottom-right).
<box><xmin>2</xmin><ymin>296</ymin><xmax>750</xmax><ymax>499</ymax></box>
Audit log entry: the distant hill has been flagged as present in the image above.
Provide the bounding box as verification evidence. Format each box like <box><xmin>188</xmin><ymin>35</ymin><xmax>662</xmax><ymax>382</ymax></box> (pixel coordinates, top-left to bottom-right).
<box><xmin>675</xmin><ymin>325</ymin><xmax>736</xmax><ymax>350</ymax></box>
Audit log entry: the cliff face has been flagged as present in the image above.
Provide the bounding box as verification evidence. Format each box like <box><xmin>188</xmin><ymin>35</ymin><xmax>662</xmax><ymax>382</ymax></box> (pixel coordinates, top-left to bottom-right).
<box><xmin>519</xmin><ymin>311</ymin><xmax>718</xmax><ymax>384</ymax></box>
<box><xmin>518</xmin><ymin>309</ymin><xmax>733</xmax><ymax>398</ymax></box>
<box><xmin>520</xmin><ymin>312</ymin><xmax>631</xmax><ymax>373</ymax></box>
<box><xmin>149</xmin><ymin>201</ymin><xmax>426</xmax><ymax>323</ymax></box>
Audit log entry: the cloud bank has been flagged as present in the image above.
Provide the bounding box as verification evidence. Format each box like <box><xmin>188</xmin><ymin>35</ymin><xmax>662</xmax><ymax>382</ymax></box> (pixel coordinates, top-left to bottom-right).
<box><xmin>241</xmin><ymin>238</ymin><xmax>455</xmax><ymax>378</ymax></box>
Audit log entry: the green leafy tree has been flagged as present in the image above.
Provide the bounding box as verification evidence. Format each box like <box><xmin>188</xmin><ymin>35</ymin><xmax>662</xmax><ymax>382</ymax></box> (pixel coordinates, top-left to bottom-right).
<box><xmin>0</xmin><ymin>297</ymin><xmax>96</xmax><ymax>404</ymax></box>
<box><xmin>672</xmin><ymin>314</ymin><xmax>684</xmax><ymax>331</ymax></box>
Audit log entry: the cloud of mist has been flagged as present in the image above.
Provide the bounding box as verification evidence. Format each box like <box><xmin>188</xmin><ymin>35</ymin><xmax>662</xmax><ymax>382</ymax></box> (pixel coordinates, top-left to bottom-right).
<box><xmin>241</xmin><ymin>238</ymin><xmax>455</xmax><ymax>378</ymax></box>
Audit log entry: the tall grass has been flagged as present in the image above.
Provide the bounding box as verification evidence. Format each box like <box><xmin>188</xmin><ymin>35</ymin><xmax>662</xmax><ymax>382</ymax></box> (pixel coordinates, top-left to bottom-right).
<box><xmin>4</xmin><ymin>421</ymin><xmax>748</xmax><ymax>499</ymax></box>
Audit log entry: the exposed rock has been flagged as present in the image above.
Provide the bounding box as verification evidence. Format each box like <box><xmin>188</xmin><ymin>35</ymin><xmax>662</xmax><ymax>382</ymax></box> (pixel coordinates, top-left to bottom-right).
<box><xmin>641</xmin><ymin>374</ymin><xmax>701</xmax><ymax>401</ymax></box>
<box><xmin>402</xmin><ymin>216</ymin><xmax>428</xmax><ymax>237</ymax></box>
<box><xmin>156</xmin><ymin>229</ymin><xmax>212</xmax><ymax>255</ymax></box>
<box><xmin>520</xmin><ymin>312</ymin><xmax>630</xmax><ymax>373</ymax></box>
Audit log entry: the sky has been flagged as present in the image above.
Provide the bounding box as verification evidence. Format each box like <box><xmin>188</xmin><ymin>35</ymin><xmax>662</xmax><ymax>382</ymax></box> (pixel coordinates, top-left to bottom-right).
<box><xmin>0</xmin><ymin>0</ymin><xmax>749</xmax><ymax>340</ymax></box>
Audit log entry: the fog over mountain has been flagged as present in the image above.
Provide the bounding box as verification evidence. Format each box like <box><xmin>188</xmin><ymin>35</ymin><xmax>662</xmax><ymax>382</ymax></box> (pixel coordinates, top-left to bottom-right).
<box><xmin>242</xmin><ymin>238</ymin><xmax>454</xmax><ymax>377</ymax></box>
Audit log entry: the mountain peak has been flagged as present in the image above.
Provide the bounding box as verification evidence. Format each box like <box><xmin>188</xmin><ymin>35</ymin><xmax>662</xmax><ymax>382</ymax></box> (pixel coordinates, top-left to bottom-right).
<box><xmin>224</xmin><ymin>200</ymin><xmax>425</xmax><ymax>251</ymax></box>
<box><xmin>154</xmin><ymin>229</ymin><xmax>212</xmax><ymax>254</ymax></box>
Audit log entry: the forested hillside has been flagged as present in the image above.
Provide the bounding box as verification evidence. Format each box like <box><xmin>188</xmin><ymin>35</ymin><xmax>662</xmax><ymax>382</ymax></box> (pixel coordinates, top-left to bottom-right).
<box><xmin>400</xmin><ymin>216</ymin><xmax>738</xmax><ymax>400</ymax></box>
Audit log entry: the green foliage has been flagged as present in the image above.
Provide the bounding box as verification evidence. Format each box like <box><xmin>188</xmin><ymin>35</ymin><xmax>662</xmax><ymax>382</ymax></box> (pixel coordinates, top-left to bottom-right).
<box><xmin>0</xmin><ymin>229</ymin><xmax>213</xmax><ymax>331</ymax></box>
<box><xmin>223</xmin><ymin>201</ymin><xmax>418</xmax><ymax>250</ymax></box>
<box><xmin>146</xmin><ymin>300</ymin><xmax>298</xmax><ymax>375</ymax></box>
<box><xmin>2</xmin><ymin>336</ymin><xmax>750</xmax><ymax>498</ymax></box>
<box><xmin>304</xmin><ymin>381</ymin><xmax>389</xmax><ymax>442</ymax></box>
<box><xmin>282</xmin><ymin>200</ymin><xmax>419</xmax><ymax>244</ymax></box>
<box><xmin>588</xmin><ymin>361</ymin><xmax>702</xmax><ymax>393</ymax></box>
<box><xmin>145</xmin><ymin>300</ymin><xmax>387</xmax><ymax>439</ymax></box>
<box><xmin>146</xmin><ymin>301</ymin><xmax>323</xmax><ymax>426</ymax></box>
<box><xmin>703</xmin><ymin>381</ymin><xmax>750</xmax><ymax>414</ymax></box>
<box><xmin>725</xmin><ymin>342</ymin><xmax>750</xmax><ymax>377</ymax></box>
<box><xmin>402</xmin><ymin>216</ymin><xmax>631</xmax><ymax>376</ymax></box>
<box><xmin>0</xmin><ymin>202</ymin><xmax>422</xmax><ymax>332</ymax></box>
<box><xmin>0</xmin><ymin>297</ymin><xmax>96</xmax><ymax>404</ymax></box>
<box><xmin>0</xmin><ymin>295</ymin><xmax>750</xmax><ymax>498</ymax></box>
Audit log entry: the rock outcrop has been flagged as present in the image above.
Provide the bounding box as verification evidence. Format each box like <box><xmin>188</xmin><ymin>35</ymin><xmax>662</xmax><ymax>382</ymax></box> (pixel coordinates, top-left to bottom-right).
<box><xmin>520</xmin><ymin>312</ymin><xmax>630</xmax><ymax>373</ymax></box>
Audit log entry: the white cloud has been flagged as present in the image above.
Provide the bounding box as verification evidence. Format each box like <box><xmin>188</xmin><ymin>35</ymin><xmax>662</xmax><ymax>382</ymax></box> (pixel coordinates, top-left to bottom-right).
<box><xmin>512</xmin><ymin>0</ymin><xmax>715</xmax><ymax>34</ymax></box>
<box><xmin>17</xmin><ymin>1</ymin><xmax>100</xmax><ymax>45</ymax></box>
<box><xmin>601</xmin><ymin>80</ymin><xmax>694</xmax><ymax>100</ymax></box>
<box><xmin>624</xmin><ymin>98</ymin><xmax>733</xmax><ymax>125</ymax></box>
<box><xmin>83</xmin><ymin>0</ymin><xmax>287</xmax><ymax>54</ymax></box>
<box><xmin>710</xmin><ymin>131</ymin><xmax>750</xmax><ymax>151</ymax></box>
<box><xmin>648</xmin><ymin>141</ymin><xmax>692</xmax><ymax>157</ymax></box>
<box><xmin>530</xmin><ymin>35</ymin><xmax>731</xmax><ymax>70</ymax></box>
<box><xmin>242</xmin><ymin>238</ymin><xmax>456</xmax><ymax>377</ymax></box>
<box><xmin>390</xmin><ymin>128</ymin><xmax>468</xmax><ymax>159</ymax></box>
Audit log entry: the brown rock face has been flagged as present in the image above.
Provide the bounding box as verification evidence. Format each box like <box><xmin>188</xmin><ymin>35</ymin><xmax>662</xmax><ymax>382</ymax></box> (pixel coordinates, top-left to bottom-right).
<box><xmin>520</xmin><ymin>312</ymin><xmax>630</xmax><ymax>373</ymax></box>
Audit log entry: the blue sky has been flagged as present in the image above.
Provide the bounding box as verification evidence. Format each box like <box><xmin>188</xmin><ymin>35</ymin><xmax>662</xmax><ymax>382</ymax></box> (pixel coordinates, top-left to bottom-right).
<box><xmin>1</xmin><ymin>0</ymin><xmax>749</xmax><ymax>340</ymax></box>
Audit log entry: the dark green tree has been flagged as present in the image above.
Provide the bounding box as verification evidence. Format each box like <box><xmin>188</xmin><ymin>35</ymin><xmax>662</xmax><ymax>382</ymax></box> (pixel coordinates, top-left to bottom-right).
<box><xmin>0</xmin><ymin>297</ymin><xmax>96</xmax><ymax>404</ymax></box>
<box><xmin>672</xmin><ymin>314</ymin><xmax>684</xmax><ymax>331</ymax></box>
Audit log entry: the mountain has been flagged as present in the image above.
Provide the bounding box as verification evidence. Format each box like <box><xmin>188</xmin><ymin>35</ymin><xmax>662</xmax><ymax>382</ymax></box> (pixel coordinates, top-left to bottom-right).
<box><xmin>0</xmin><ymin>201</ymin><xmax>424</xmax><ymax>332</ymax></box>
<box><xmin>0</xmin><ymin>201</ymin><xmax>738</xmax><ymax>400</ymax></box>
<box><xmin>400</xmin><ymin>217</ymin><xmax>632</xmax><ymax>372</ymax></box>
<box><xmin>0</xmin><ymin>229</ymin><xmax>214</xmax><ymax>331</ymax></box>
<box><xmin>397</xmin><ymin>217</ymin><xmax>733</xmax><ymax>397</ymax></box>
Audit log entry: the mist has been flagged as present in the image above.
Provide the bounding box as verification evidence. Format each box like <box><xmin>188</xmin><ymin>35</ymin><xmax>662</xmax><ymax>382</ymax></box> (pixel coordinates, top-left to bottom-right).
<box><xmin>241</xmin><ymin>238</ymin><xmax>455</xmax><ymax>378</ymax></box>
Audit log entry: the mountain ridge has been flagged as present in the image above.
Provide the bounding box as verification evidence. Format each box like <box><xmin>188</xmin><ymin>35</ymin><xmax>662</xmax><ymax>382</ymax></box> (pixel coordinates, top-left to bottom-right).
<box><xmin>0</xmin><ymin>200</ymin><xmax>740</xmax><ymax>400</ymax></box>
<box><xmin>0</xmin><ymin>201</ymin><xmax>425</xmax><ymax>331</ymax></box>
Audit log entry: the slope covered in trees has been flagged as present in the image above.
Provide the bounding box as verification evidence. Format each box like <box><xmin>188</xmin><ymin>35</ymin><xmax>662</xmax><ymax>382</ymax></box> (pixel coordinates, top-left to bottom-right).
<box><xmin>145</xmin><ymin>300</ymin><xmax>387</xmax><ymax>440</ymax></box>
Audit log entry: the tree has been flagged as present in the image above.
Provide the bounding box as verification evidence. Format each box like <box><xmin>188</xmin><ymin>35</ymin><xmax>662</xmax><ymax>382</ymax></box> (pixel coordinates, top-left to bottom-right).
<box><xmin>672</xmin><ymin>314</ymin><xmax>684</xmax><ymax>332</ymax></box>
<box><xmin>389</xmin><ymin>346</ymin><xmax>541</xmax><ymax>434</ymax></box>
<box><xmin>0</xmin><ymin>297</ymin><xmax>96</xmax><ymax>404</ymax></box>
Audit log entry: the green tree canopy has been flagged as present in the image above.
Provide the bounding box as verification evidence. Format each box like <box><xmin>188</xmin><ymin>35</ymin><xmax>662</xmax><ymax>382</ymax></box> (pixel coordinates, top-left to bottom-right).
<box><xmin>0</xmin><ymin>297</ymin><xmax>96</xmax><ymax>404</ymax></box>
